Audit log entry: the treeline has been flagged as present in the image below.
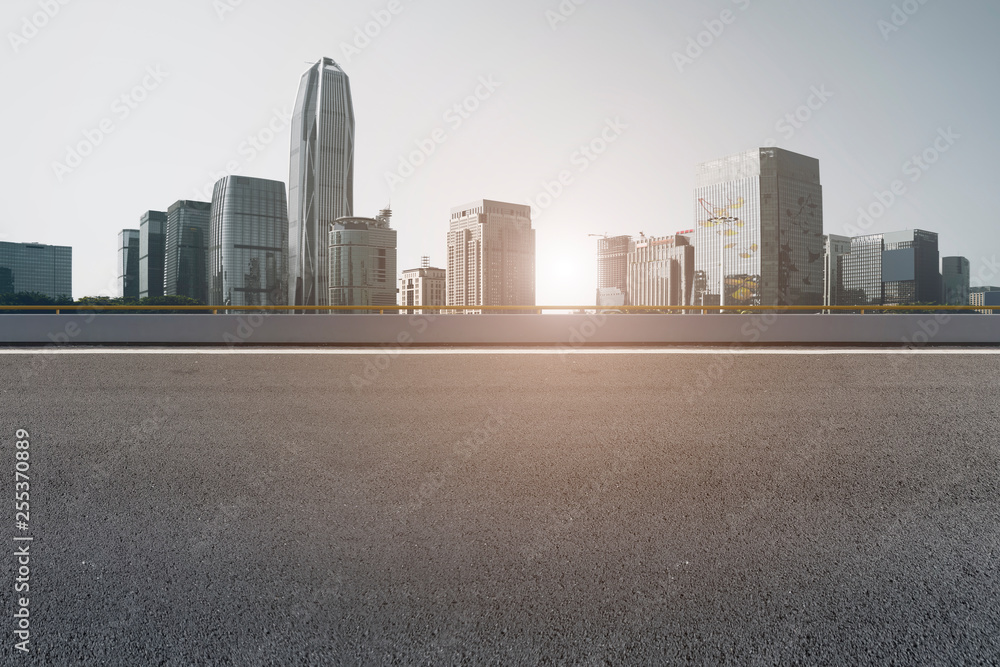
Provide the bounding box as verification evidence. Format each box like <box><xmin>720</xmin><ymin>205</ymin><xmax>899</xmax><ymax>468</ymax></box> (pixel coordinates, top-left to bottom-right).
<box><xmin>0</xmin><ymin>293</ymin><xmax>207</xmax><ymax>313</ymax></box>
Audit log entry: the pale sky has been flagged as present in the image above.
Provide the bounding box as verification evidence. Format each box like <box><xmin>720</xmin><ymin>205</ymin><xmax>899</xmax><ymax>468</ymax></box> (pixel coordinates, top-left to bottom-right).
<box><xmin>2</xmin><ymin>0</ymin><xmax>998</xmax><ymax>301</ymax></box>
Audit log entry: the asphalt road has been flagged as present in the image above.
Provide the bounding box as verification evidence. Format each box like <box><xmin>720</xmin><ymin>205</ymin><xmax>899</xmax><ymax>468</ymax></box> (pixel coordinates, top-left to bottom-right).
<box><xmin>1</xmin><ymin>350</ymin><xmax>999</xmax><ymax>665</ymax></box>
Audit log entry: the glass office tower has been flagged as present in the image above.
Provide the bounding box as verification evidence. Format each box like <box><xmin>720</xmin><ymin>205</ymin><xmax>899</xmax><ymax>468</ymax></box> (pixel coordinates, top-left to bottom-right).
<box><xmin>942</xmin><ymin>256</ymin><xmax>970</xmax><ymax>306</ymax></box>
<box><xmin>288</xmin><ymin>57</ymin><xmax>355</xmax><ymax>308</ymax></box>
<box><xmin>838</xmin><ymin>234</ymin><xmax>884</xmax><ymax>306</ymax></box>
<box><xmin>208</xmin><ymin>176</ymin><xmax>289</xmax><ymax>307</ymax></box>
<box><xmin>328</xmin><ymin>210</ymin><xmax>397</xmax><ymax>313</ymax></box>
<box><xmin>0</xmin><ymin>241</ymin><xmax>72</xmax><ymax>299</ymax></box>
<box><xmin>164</xmin><ymin>200</ymin><xmax>211</xmax><ymax>303</ymax></box>
<box><xmin>693</xmin><ymin>148</ymin><xmax>824</xmax><ymax>308</ymax></box>
<box><xmin>117</xmin><ymin>229</ymin><xmax>140</xmax><ymax>300</ymax></box>
<box><xmin>626</xmin><ymin>235</ymin><xmax>695</xmax><ymax>308</ymax></box>
<box><xmin>838</xmin><ymin>230</ymin><xmax>941</xmax><ymax>306</ymax></box>
<box><xmin>139</xmin><ymin>211</ymin><xmax>167</xmax><ymax>299</ymax></box>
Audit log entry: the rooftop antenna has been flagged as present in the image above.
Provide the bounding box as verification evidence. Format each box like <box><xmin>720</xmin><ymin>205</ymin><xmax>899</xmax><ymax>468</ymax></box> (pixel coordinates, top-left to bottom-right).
<box><xmin>421</xmin><ymin>256</ymin><xmax>430</xmax><ymax>269</ymax></box>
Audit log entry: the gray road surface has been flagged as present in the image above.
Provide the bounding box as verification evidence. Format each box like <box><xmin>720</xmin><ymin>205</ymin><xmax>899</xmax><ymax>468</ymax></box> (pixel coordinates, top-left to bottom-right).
<box><xmin>1</xmin><ymin>350</ymin><xmax>999</xmax><ymax>665</ymax></box>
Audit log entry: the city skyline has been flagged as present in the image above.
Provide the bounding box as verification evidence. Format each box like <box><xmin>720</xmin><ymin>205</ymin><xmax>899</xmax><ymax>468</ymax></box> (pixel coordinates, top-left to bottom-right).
<box><xmin>3</xmin><ymin>1</ymin><xmax>999</xmax><ymax>302</ymax></box>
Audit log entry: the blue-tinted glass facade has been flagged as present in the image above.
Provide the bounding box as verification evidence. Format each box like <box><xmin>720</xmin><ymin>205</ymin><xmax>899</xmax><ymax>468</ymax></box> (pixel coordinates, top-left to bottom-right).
<box><xmin>208</xmin><ymin>176</ymin><xmax>288</xmax><ymax>307</ymax></box>
<box><xmin>289</xmin><ymin>58</ymin><xmax>355</xmax><ymax>308</ymax></box>
<box><xmin>139</xmin><ymin>210</ymin><xmax>167</xmax><ymax>299</ymax></box>
<box><xmin>0</xmin><ymin>241</ymin><xmax>72</xmax><ymax>299</ymax></box>
<box><xmin>165</xmin><ymin>201</ymin><xmax>211</xmax><ymax>303</ymax></box>
<box><xmin>117</xmin><ymin>229</ymin><xmax>140</xmax><ymax>299</ymax></box>
<box><xmin>693</xmin><ymin>148</ymin><xmax>824</xmax><ymax>307</ymax></box>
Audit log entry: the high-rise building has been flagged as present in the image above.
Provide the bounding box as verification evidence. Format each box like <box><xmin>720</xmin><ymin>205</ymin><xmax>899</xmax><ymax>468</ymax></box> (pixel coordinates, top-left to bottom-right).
<box><xmin>399</xmin><ymin>257</ymin><xmax>446</xmax><ymax>315</ymax></box>
<box><xmin>117</xmin><ymin>229</ymin><xmax>140</xmax><ymax>300</ymax></box>
<box><xmin>823</xmin><ymin>234</ymin><xmax>851</xmax><ymax>307</ymax></box>
<box><xmin>139</xmin><ymin>210</ymin><xmax>167</xmax><ymax>299</ymax></box>
<box><xmin>0</xmin><ymin>241</ymin><xmax>72</xmax><ymax>299</ymax></box>
<box><xmin>941</xmin><ymin>256</ymin><xmax>970</xmax><ymax>306</ymax></box>
<box><xmin>288</xmin><ymin>57</ymin><xmax>355</xmax><ymax>308</ymax></box>
<box><xmin>838</xmin><ymin>230</ymin><xmax>941</xmax><ymax>306</ymax></box>
<box><xmin>328</xmin><ymin>209</ymin><xmax>396</xmax><ymax>313</ymax></box>
<box><xmin>208</xmin><ymin>176</ymin><xmax>289</xmax><ymax>307</ymax></box>
<box><xmin>626</xmin><ymin>234</ymin><xmax>695</xmax><ymax>308</ymax></box>
<box><xmin>595</xmin><ymin>235</ymin><xmax>631</xmax><ymax>306</ymax></box>
<box><xmin>447</xmin><ymin>199</ymin><xmax>535</xmax><ymax>313</ymax></box>
<box><xmin>693</xmin><ymin>147</ymin><xmax>824</xmax><ymax>308</ymax></box>
<box><xmin>164</xmin><ymin>200</ymin><xmax>211</xmax><ymax>303</ymax></box>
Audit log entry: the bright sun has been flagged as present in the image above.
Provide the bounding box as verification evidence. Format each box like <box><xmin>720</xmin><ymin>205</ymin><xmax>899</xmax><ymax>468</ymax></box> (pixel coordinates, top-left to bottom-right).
<box><xmin>538</xmin><ymin>255</ymin><xmax>592</xmax><ymax>306</ymax></box>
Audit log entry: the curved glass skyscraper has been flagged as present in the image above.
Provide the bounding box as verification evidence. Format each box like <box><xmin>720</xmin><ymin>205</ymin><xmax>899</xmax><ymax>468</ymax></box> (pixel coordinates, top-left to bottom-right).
<box><xmin>288</xmin><ymin>57</ymin><xmax>355</xmax><ymax>308</ymax></box>
<box><xmin>208</xmin><ymin>176</ymin><xmax>288</xmax><ymax>307</ymax></box>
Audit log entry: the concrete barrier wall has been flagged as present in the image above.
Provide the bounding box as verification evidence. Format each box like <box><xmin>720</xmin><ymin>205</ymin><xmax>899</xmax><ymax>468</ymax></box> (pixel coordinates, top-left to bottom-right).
<box><xmin>1</xmin><ymin>313</ymin><xmax>998</xmax><ymax>346</ymax></box>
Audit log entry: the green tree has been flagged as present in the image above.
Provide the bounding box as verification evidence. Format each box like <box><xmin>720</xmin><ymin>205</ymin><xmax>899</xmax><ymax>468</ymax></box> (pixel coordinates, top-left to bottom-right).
<box><xmin>0</xmin><ymin>291</ymin><xmax>72</xmax><ymax>312</ymax></box>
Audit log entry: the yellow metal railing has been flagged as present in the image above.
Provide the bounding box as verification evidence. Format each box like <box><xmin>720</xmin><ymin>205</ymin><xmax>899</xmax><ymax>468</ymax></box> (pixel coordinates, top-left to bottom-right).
<box><xmin>0</xmin><ymin>305</ymin><xmax>998</xmax><ymax>314</ymax></box>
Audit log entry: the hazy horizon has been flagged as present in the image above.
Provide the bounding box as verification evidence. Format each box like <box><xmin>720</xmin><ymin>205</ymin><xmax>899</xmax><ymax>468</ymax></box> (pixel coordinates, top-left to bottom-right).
<box><xmin>2</xmin><ymin>0</ymin><xmax>998</xmax><ymax>301</ymax></box>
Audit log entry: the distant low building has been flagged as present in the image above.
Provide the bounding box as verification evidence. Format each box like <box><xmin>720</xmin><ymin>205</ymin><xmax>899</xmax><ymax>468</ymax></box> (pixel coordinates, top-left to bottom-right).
<box><xmin>970</xmin><ymin>286</ymin><xmax>1000</xmax><ymax>314</ymax></box>
<box><xmin>0</xmin><ymin>241</ymin><xmax>72</xmax><ymax>299</ymax></box>
<box><xmin>329</xmin><ymin>209</ymin><xmax>397</xmax><ymax>313</ymax></box>
<box><xmin>626</xmin><ymin>234</ymin><xmax>695</xmax><ymax>308</ymax></box>
<box><xmin>596</xmin><ymin>287</ymin><xmax>626</xmax><ymax>308</ymax></box>
<box><xmin>838</xmin><ymin>230</ymin><xmax>941</xmax><ymax>306</ymax></box>
<box><xmin>399</xmin><ymin>257</ymin><xmax>445</xmax><ymax>315</ymax></box>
